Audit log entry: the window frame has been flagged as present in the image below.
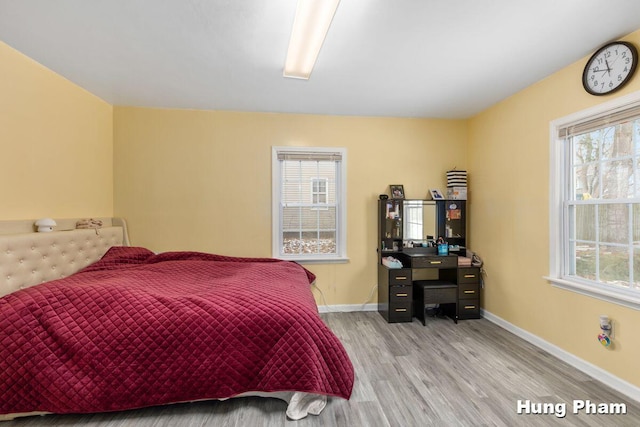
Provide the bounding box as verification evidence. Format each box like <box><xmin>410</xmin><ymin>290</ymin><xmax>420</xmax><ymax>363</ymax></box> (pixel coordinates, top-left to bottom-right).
<box><xmin>271</xmin><ymin>146</ymin><xmax>348</xmax><ymax>263</ymax></box>
<box><xmin>548</xmin><ymin>90</ymin><xmax>640</xmax><ymax>310</ymax></box>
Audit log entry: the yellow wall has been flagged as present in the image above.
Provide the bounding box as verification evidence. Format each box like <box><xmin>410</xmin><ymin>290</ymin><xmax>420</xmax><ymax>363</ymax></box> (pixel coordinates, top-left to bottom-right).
<box><xmin>5</xmin><ymin>24</ymin><xmax>640</xmax><ymax>390</ymax></box>
<box><xmin>113</xmin><ymin>107</ymin><xmax>467</xmax><ymax>305</ymax></box>
<box><xmin>468</xmin><ymin>29</ymin><xmax>640</xmax><ymax>387</ymax></box>
<box><xmin>0</xmin><ymin>41</ymin><xmax>113</xmax><ymax>220</ymax></box>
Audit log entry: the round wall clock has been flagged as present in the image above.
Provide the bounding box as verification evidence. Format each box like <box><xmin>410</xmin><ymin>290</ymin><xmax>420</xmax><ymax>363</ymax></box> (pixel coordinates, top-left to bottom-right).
<box><xmin>582</xmin><ymin>41</ymin><xmax>638</xmax><ymax>96</ymax></box>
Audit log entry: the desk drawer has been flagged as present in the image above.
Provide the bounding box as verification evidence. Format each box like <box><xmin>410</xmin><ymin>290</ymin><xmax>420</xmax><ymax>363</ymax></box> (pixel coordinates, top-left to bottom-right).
<box><xmin>389</xmin><ymin>301</ymin><xmax>412</xmax><ymax>321</ymax></box>
<box><xmin>458</xmin><ymin>302</ymin><xmax>480</xmax><ymax>319</ymax></box>
<box><xmin>458</xmin><ymin>283</ymin><xmax>480</xmax><ymax>299</ymax></box>
<box><xmin>412</xmin><ymin>255</ymin><xmax>457</xmax><ymax>269</ymax></box>
<box><xmin>390</xmin><ymin>269</ymin><xmax>411</xmax><ymax>285</ymax></box>
<box><xmin>390</xmin><ymin>285</ymin><xmax>412</xmax><ymax>302</ymax></box>
<box><xmin>423</xmin><ymin>286</ymin><xmax>456</xmax><ymax>304</ymax></box>
<box><xmin>458</xmin><ymin>267</ymin><xmax>481</xmax><ymax>284</ymax></box>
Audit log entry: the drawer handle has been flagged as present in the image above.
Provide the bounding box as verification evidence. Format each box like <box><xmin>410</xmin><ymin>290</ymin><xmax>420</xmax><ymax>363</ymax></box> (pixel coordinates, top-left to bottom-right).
<box><xmin>395</xmin><ymin>276</ymin><xmax>407</xmax><ymax>280</ymax></box>
<box><xmin>464</xmin><ymin>305</ymin><xmax>477</xmax><ymax>309</ymax></box>
<box><xmin>396</xmin><ymin>293</ymin><xmax>408</xmax><ymax>297</ymax></box>
<box><xmin>464</xmin><ymin>274</ymin><xmax>476</xmax><ymax>278</ymax></box>
<box><xmin>394</xmin><ymin>308</ymin><xmax>408</xmax><ymax>312</ymax></box>
<box><xmin>463</xmin><ymin>290</ymin><xmax>476</xmax><ymax>294</ymax></box>
<box><xmin>429</xmin><ymin>261</ymin><xmax>442</xmax><ymax>265</ymax></box>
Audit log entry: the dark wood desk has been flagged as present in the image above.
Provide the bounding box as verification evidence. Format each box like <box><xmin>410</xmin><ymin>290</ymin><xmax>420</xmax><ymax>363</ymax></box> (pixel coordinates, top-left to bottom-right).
<box><xmin>377</xmin><ymin>249</ymin><xmax>481</xmax><ymax>324</ymax></box>
<box><xmin>398</xmin><ymin>252</ymin><xmax>459</xmax><ymax>324</ymax></box>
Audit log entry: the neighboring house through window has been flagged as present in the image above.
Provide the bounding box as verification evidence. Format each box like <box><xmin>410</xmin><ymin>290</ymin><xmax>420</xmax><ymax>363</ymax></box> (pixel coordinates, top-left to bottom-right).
<box><xmin>549</xmin><ymin>92</ymin><xmax>640</xmax><ymax>309</ymax></box>
<box><xmin>311</xmin><ymin>178</ymin><xmax>329</xmax><ymax>207</ymax></box>
<box><xmin>272</xmin><ymin>147</ymin><xmax>347</xmax><ymax>262</ymax></box>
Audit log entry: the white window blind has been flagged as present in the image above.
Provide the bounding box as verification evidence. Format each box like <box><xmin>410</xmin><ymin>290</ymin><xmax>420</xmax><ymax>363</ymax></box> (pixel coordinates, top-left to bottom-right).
<box><xmin>272</xmin><ymin>147</ymin><xmax>347</xmax><ymax>262</ymax></box>
<box><xmin>557</xmin><ymin>98</ymin><xmax>640</xmax><ymax>138</ymax></box>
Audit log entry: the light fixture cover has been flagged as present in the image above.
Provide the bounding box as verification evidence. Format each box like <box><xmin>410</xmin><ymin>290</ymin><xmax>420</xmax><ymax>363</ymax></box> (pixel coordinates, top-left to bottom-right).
<box><xmin>35</xmin><ymin>218</ymin><xmax>57</xmax><ymax>232</ymax></box>
<box><xmin>284</xmin><ymin>0</ymin><xmax>340</xmax><ymax>79</ymax></box>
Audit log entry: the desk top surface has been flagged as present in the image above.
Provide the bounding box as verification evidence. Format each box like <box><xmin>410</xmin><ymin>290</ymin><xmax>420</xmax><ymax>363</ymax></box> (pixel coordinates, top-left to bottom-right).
<box><xmin>401</xmin><ymin>252</ymin><xmax>458</xmax><ymax>259</ymax></box>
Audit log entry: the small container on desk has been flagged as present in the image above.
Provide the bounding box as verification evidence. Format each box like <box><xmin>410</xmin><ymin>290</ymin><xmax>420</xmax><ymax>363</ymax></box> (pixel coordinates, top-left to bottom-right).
<box><xmin>437</xmin><ymin>243</ymin><xmax>449</xmax><ymax>256</ymax></box>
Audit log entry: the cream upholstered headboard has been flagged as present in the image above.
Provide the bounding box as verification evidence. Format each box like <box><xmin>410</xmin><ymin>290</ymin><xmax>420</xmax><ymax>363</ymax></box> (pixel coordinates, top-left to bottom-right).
<box><xmin>0</xmin><ymin>218</ymin><xmax>130</xmax><ymax>298</ymax></box>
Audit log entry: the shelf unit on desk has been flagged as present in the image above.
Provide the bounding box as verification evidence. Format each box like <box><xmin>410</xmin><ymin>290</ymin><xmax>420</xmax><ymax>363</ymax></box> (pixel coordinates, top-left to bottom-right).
<box><xmin>377</xmin><ymin>198</ymin><xmax>413</xmax><ymax>323</ymax></box>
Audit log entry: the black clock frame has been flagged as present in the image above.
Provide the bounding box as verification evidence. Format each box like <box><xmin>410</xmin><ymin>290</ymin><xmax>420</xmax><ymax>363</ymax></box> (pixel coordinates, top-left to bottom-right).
<box><xmin>582</xmin><ymin>41</ymin><xmax>638</xmax><ymax>96</ymax></box>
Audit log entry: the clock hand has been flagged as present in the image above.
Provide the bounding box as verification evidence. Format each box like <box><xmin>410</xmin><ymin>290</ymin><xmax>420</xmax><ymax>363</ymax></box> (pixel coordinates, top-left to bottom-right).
<box><xmin>607</xmin><ymin>54</ymin><xmax>621</xmax><ymax>67</ymax></box>
<box><xmin>605</xmin><ymin>59</ymin><xmax>612</xmax><ymax>75</ymax></box>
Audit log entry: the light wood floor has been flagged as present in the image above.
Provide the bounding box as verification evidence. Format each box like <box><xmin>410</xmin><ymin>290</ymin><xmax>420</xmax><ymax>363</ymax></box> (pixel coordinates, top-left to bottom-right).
<box><xmin>5</xmin><ymin>312</ymin><xmax>640</xmax><ymax>426</ymax></box>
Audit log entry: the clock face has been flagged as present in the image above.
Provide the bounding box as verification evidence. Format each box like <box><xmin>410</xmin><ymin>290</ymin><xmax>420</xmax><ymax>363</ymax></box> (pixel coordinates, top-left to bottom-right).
<box><xmin>582</xmin><ymin>42</ymin><xmax>637</xmax><ymax>95</ymax></box>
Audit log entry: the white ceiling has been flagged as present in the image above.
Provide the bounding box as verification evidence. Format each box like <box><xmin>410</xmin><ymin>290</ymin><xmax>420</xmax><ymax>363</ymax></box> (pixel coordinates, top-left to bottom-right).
<box><xmin>2</xmin><ymin>0</ymin><xmax>640</xmax><ymax>119</ymax></box>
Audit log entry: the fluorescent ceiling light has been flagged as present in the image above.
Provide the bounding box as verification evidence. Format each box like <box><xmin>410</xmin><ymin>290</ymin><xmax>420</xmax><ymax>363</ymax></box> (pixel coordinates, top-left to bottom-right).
<box><xmin>284</xmin><ymin>0</ymin><xmax>340</xmax><ymax>79</ymax></box>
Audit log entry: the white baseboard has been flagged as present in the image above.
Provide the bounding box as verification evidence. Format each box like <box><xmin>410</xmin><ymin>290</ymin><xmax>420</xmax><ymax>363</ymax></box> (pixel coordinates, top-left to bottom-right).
<box><xmin>481</xmin><ymin>309</ymin><xmax>640</xmax><ymax>403</ymax></box>
<box><xmin>317</xmin><ymin>303</ymin><xmax>377</xmax><ymax>313</ymax></box>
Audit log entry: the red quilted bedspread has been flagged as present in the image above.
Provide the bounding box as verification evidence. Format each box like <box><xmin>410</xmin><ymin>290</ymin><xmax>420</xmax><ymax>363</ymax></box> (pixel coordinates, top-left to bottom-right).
<box><xmin>0</xmin><ymin>247</ymin><xmax>354</xmax><ymax>416</ymax></box>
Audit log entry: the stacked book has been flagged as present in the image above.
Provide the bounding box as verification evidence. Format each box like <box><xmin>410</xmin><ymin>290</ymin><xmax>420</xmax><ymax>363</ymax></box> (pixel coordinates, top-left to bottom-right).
<box><xmin>446</xmin><ymin>170</ymin><xmax>467</xmax><ymax>200</ymax></box>
<box><xmin>458</xmin><ymin>256</ymin><xmax>472</xmax><ymax>266</ymax></box>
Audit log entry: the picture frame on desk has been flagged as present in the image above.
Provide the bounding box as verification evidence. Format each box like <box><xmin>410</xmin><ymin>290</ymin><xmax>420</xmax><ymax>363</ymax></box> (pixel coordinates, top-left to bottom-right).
<box><xmin>390</xmin><ymin>185</ymin><xmax>405</xmax><ymax>199</ymax></box>
<box><xmin>429</xmin><ymin>189</ymin><xmax>444</xmax><ymax>200</ymax></box>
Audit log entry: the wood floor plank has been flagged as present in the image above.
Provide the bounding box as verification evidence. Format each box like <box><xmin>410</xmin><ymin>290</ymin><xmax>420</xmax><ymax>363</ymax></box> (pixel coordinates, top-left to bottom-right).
<box><xmin>4</xmin><ymin>312</ymin><xmax>640</xmax><ymax>426</ymax></box>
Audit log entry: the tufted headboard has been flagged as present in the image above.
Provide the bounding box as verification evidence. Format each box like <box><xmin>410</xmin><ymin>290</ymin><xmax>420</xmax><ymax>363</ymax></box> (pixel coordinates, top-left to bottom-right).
<box><xmin>0</xmin><ymin>218</ymin><xmax>130</xmax><ymax>298</ymax></box>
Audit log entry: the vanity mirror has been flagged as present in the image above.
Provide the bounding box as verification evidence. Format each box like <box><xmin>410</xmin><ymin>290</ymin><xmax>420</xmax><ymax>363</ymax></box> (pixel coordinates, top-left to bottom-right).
<box><xmin>378</xmin><ymin>199</ymin><xmax>438</xmax><ymax>254</ymax></box>
<box><xmin>402</xmin><ymin>200</ymin><xmax>436</xmax><ymax>245</ymax></box>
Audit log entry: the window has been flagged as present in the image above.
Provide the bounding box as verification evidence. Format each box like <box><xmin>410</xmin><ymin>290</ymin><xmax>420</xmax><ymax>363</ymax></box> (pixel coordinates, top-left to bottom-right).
<box><xmin>311</xmin><ymin>178</ymin><xmax>328</xmax><ymax>206</ymax></box>
<box><xmin>404</xmin><ymin>200</ymin><xmax>424</xmax><ymax>241</ymax></box>
<box><xmin>549</xmin><ymin>92</ymin><xmax>640</xmax><ymax>309</ymax></box>
<box><xmin>272</xmin><ymin>147</ymin><xmax>347</xmax><ymax>262</ymax></box>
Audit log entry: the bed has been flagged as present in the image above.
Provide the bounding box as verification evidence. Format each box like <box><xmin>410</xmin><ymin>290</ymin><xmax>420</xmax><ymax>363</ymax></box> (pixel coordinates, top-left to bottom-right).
<box><xmin>0</xmin><ymin>218</ymin><xmax>354</xmax><ymax>421</ymax></box>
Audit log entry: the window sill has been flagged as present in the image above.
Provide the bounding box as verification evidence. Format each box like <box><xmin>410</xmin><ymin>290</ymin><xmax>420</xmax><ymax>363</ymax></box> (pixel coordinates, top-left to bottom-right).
<box><xmin>545</xmin><ymin>276</ymin><xmax>640</xmax><ymax>311</ymax></box>
<box><xmin>278</xmin><ymin>256</ymin><xmax>350</xmax><ymax>265</ymax></box>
